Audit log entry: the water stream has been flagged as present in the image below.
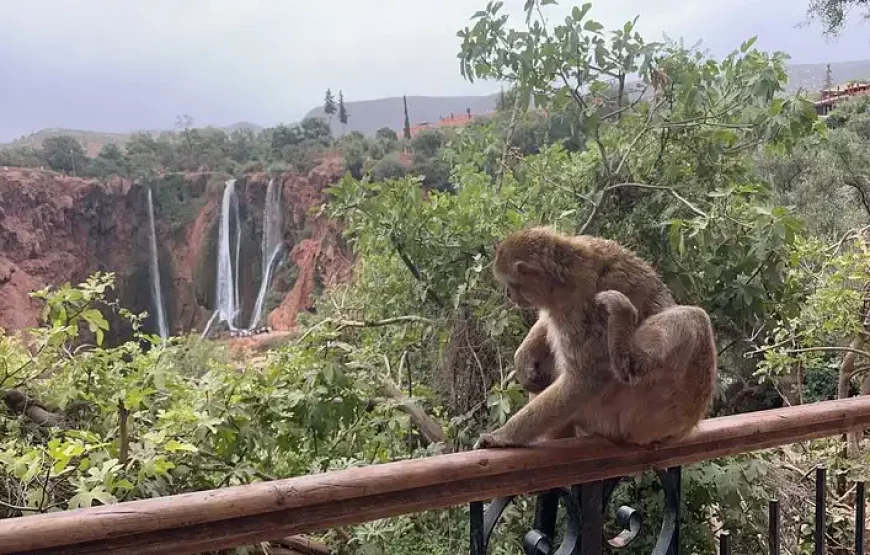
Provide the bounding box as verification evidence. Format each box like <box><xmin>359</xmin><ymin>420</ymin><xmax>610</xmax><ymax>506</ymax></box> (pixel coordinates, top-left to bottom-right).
<box><xmin>248</xmin><ymin>179</ymin><xmax>284</xmax><ymax>329</ymax></box>
<box><xmin>214</xmin><ymin>179</ymin><xmax>240</xmax><ymax>331</ymax></box>
<box><xmin>146</xmin><ymin>187</ymin><xmax>169</xmax><ymax>338</ymax></box>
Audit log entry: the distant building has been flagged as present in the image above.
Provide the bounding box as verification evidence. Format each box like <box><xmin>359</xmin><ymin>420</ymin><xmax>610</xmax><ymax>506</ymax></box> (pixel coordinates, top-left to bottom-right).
<box><xmin>814</xmin><ymin>82</ymin><xmax>870</xmax><ymax>116</ymax></box>
<box><xmin>402</xmin><ymin>109</ymin><xmax>490</xmax><ymax>138</ymax></box>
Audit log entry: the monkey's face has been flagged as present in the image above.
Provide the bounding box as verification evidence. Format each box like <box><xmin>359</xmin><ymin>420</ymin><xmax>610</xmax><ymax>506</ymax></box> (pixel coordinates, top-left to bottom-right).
<box><xmin>494</xmin><ymin>261</ymin><xmax>548</xmax><ymax>309</ymax></box>
<box><xmin>494</xmin><ymin>227</ymin><xmax>566</xmax><ymax>310</ymax></box>
<box><xmin>503</xmin><ymin>278</ymin><xmax>533</xmax><ymax>309</ymax></box>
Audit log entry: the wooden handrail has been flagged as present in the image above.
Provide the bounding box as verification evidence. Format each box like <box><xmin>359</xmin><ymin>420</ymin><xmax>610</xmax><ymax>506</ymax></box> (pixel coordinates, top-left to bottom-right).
<box><xmin>3</xmin><ymin>397</ymin><xmax>870</xmax><ymax>555</ymax></box>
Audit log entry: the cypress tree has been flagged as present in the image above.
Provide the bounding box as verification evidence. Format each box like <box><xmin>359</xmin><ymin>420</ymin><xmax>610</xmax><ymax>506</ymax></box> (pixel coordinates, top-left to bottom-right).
<box><xmin>403</xmin><ymin>95</ymin><xmax>412</xmax><ymax>140</ymax></box>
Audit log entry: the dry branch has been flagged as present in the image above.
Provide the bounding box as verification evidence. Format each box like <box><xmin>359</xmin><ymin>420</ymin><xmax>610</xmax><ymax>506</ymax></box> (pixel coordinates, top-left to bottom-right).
<box><xmin>376</xmin><ymin>372</ymin><xmax>447</xmax><ymax>447</ymax></box>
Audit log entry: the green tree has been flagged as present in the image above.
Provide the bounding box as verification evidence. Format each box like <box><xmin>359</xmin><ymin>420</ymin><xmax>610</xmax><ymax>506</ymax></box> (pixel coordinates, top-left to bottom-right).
<box><xmin>403</xmin><ymin>95</ymin><xmax>412</xmax><ymax>140</ymax></box>
<box><xmin>124</xmin><ymin>133</ymin><xmax>162</xmax><ymax>177</ymax></box>
<box><xmin>370</xmin><ymin>153</ymin><xmax>408</xmax><ymax>181</ymax></box>
<box><xmin>196</xmin><ymin>128</ymin><xmax>230</xmax><ymax>171</ymax></box>
<box><xmin>269</xmin><ymin>123</ymin><xmax>303</xmax><ymax>156</ymax></box>
<box><xmin>807</xmin><ymin>0</ymin><xmax>869</xmax><ymax>34</ymax></box>
<box><xmin>410</xmin><ymin>128</ymin><xmax>444</xmax><ymax>158</ymax></box>
<box><xmin>0</xmin><ymin>146</ymin><xmax>43</xmax><ymax>168</ymax></box>
<box><xmin>174</xmin><ymin>115</ymin><xmax>203</xmax><ymax>170</ymax></box>
<box><xmin>324</xmin><ymin>88</ymin><xmax>337</xmax><ymax>120</ymax></box>
<box><xmin>496</xmin><ymin>87</ymin><xmax>521</xmax><ymax>112</ymax></box>
<box><xmin>42</xmin><ymin>135</ymin><xmax>87</xmax><ymax>175</ymax></box>
<box><xmin>90</xmin><ymin>143</ymin><xmax>128</xmax><ymax>177</ymax></box>
<box><xmin>376</xmin><ymin>127</ymin><xmax>398</xmax><ymax>143</ymax></box>
<box><xmin>227</xmin><ymin>128</ymin><xmax>264</xmax><ymax>164</ymax></box>
<box><xmin>824</xmin><ymin>63</ymin><xmax>835</xmax><ymax>90</ymax></box>
<box><xmin>338</xmin><ymin>90</ymin><xmax>349</xmax><ymax>133</ymax></box>
<box><xmin>300</xmin><ymin>117</ymin><xmax>332</xmax><ymax>144</ymax></box>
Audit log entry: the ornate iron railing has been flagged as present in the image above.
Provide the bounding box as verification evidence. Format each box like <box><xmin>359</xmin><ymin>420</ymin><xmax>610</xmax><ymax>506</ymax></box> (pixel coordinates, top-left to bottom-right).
<box><xmin>470</xmin><ymin>464</ymin><xmax>868</xmax><ymax>555</ymax></box>
<box><xmin>470</xmin><ymin>468</ymin><xmax>681</xmax><ymax>555</ymax></box>
<box><xmin>1</xmin><ymin>397</ymin><xmax>870</xmax><ymax>554</ymax></box>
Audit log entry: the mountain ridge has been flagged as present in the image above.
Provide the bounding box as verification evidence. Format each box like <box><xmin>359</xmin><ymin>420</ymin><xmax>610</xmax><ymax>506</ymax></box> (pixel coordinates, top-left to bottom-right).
<box><xmin>3</xmin><ymin>59</ymin><xmax>869</xmax><ymax>155</ymax></box>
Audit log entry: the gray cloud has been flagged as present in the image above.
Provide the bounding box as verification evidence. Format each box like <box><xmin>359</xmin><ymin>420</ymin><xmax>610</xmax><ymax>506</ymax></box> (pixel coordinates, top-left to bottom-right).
<box><xmin>0</xmin><ymin>0</ymin><xmax>867</xmax><ymax>141</ymax></box>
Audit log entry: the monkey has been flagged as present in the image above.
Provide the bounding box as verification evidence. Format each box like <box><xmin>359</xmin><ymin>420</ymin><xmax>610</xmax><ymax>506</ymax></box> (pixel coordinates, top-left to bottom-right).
<box><xmin>476</xmin><ymin>226</ymin><xmax>717</xmax><ymax>449</ymax></box>
<box><xmin>513</xmin><ymin>312</ymin><xmax>556</xmax><ymax>395</ymax></box>
<box><xmin>511</xmin><ymin>312</ymin><xmax>578</xmax><ymax>441</ymax></box>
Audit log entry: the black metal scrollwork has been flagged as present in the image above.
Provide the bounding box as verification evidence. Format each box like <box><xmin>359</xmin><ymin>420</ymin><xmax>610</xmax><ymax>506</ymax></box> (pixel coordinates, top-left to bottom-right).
<box><xmin>470</xmin><ymin>467</ymin><xmax>682</xmax><ymax>555</ymax></box>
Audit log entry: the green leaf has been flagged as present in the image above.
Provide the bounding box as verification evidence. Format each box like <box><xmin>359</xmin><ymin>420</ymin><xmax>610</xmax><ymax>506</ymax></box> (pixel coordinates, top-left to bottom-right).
<box><xmin>163</xmin><ymin>439</ymin><xmax>199</xmax><ymax>453</ymax></box>
<box><xmin>584</xmin><ymin>20</ymin><xmax>604</xmax><ymax>32</ymax></box>
<box><xmin>571</xmin><ymin>3</ymin><xmax>591</xmax><ymax>22</ymax></box>
<box><xmin>740</xmin><ymin>36</ymin><xmax>758</xmax><ymax>53</ymax></box>
<box><xmin>768</xmin><ymin>97</ymin><xmax>785</xmax><ymax>116</ymax></box>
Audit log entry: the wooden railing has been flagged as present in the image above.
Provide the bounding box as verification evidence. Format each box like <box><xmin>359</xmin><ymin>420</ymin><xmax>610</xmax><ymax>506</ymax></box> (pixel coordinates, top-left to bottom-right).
<box><xmin>3</xmin><ymin>397</ymin><xmax>870</xmax><ymax>555</ymax></box>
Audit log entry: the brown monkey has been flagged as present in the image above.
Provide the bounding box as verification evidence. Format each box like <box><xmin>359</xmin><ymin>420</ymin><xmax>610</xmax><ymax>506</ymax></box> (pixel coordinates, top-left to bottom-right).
<box><xmin>477</xmin><ymin>227</ymin><xmax>716</xmax><ymax>449</ymax></box>
<box><xmin>512</xmin><ymin>313</ymin><xmax>577</xmax><ymax>441</ymax></box>
<box><xmin>513</xmin><ymin>312</ymin><xmax>556</xmax><ymax>395</ymax></box>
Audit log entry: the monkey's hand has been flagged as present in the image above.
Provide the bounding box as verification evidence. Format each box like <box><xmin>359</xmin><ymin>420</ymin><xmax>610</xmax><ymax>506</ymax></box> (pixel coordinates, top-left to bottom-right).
<box><xmin>474</xmin><ymin>430</ymin><xmax>526</xmax><ymax>449</ymax></box>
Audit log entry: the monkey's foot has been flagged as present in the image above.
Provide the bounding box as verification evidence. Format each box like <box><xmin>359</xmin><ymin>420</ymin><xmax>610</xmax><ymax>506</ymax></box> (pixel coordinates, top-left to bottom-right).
<box><xmin>594</xmin><ymin>290</ymin><xmax>637</xmax><ymax>319</ymax></box>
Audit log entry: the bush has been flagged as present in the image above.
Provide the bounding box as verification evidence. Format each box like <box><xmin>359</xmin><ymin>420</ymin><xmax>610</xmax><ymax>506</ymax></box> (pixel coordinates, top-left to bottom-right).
<box><xmin>370</xmin><ymin>153</ymin><xmax>408</xmax><ymax>181</ymax></box>
<box><xmin>42</xmin><ymin>135</ymin><xmax>87</xmax><ymax>174</ymax></box>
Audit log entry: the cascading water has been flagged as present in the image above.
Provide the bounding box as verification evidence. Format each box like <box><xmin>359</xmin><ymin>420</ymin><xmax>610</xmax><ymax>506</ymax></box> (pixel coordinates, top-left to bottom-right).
<box><xmin>249</xmin><ymin>179</ymin><xmax>284</xmax><ymax>329</ymax></box>
<box><xmin>233</xmin><ymin>188</ymin><xmax>242</xmax><ymax>319</ymax></box>
<box><xmin>146</xmin><ymin>188</ymin><xmax>169</xmax><ymax>338</ymax></box>
<box><xmin>211</xmin><ymin>179</ymin><xmax>240</xmax><ymax>333</ymax></box>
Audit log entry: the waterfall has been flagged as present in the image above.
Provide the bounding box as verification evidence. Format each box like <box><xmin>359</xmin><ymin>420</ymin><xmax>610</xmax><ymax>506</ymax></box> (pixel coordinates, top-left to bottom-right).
<box><xmin>214</xmin><ymin>179</ymin><xmax>240</xmax><ymax>331</ymax></box>
<box><xmin>146</xmin><ymin>188</ymin><xmax>169</xmax><ymax>338</ymax></box>
<box><xmin>233</xmin><ymin>189</ymin><xmax>242</xmax><ymax>319</ymax></box>
<box><xmin>248</xmin><ymin>179</ymin><xmax>284</xmax><ymax>329</ymax></box>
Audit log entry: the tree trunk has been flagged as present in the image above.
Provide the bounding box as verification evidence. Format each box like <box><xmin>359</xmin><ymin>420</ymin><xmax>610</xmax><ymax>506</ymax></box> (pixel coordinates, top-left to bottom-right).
<box><xmin>842</xmin><ymin>307</ymin><xmax>870</xmax><ymax>457</ymax></box>
<box><xmin>376</xmin><ymin>374</ymin><xmax>448</xmax><ymax>448</ymax></box>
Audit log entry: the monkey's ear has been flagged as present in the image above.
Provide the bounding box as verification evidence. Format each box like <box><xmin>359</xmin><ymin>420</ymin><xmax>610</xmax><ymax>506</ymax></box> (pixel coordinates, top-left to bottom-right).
<box><xmin>514</xmin><ymin>260</ymin><xmax>540</xmax><ymax>278</ymax></box>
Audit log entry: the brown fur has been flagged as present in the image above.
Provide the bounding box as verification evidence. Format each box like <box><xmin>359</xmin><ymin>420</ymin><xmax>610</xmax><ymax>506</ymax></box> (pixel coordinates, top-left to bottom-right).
<box><xmin>477</xmin><ymin>227</ymin><xmax>717</xmax><ymax>448</ymax></box>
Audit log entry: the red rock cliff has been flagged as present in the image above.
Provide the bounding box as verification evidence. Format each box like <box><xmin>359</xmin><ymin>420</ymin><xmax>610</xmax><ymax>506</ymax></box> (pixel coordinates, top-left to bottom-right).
<box><xmin>0</xmin><ymin>158</ymin><xmax>353</xmax><ymax>337</ymax></box>
<box><xmin>0</xmin><ymin>168</ymin><xmax>136</xmax><ymax>331</ymax></box>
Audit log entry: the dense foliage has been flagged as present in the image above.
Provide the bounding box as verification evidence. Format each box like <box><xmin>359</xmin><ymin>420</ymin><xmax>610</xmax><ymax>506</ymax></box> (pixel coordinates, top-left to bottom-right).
<box><xmin>807</xmin><ymin>0</ymin><xmax>870</xmax><ymax>34</ymax></box>
<box><xmin>4</xmin><ymin>1</ymin><xmax>870</xmax><ymax>554</ymax></box>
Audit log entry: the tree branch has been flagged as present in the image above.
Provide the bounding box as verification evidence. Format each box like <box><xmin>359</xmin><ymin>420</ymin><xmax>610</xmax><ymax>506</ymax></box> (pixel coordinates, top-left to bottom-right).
<box><xmin>295</xmin><ymin>316</ymin><xmax>433</xmax><ymax>344</ymax></box>
<box><xmin>377</xmin><ymin>355</ymin><xmax>448</xmax><ymax>448</ymax></box>
<box><xmin>390</xmin><ymin>233</ymin><xmax>444</xmax><ymax>307</ymax></box>
<box><xmin>578</xmin><ymin>181</ymin><xmax>708</xmax><ymax>234</ymax></box>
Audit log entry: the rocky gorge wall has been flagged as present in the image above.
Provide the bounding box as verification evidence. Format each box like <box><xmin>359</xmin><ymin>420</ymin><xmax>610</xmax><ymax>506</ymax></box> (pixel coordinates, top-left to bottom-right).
<box><xmin>0</xmin><ymin>157</ymin><xmax>353</xmax><ymax>341</ymax></box>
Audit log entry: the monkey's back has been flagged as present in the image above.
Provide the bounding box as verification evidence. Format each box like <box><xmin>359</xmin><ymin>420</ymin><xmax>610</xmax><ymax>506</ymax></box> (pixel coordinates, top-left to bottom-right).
<box><xmin>573</xmin><ymin>305</ymin><xmax>717</xmax><ymax>445</ymax></box>
<box><xmin>581</xmin><ymin>235</ymin><xmax>675</xmax><ymax>318</ymax></box>
<box><xmin>555</xmin><ymin>235</ymin><xmax>714</xmax><ymax>444</ymax></box>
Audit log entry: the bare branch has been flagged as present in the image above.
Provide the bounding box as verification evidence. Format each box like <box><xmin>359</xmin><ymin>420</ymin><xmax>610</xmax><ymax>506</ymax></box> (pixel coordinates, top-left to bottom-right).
<box><xmin>295</xmin><ymin>316</ymin><xmax>433</xmax><ymax>344</ymax></box>
<box><xmin>578</xmin><ymin>181</ymin><xmax>708</xmax><ymax>234</ymax></box>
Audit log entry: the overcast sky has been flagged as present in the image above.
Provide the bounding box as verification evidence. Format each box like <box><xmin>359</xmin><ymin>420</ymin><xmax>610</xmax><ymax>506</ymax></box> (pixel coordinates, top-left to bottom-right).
<box><xmin>1</xmin><ymin>0</ymin><xmax>867</xmax><ymax>141</ymax></box>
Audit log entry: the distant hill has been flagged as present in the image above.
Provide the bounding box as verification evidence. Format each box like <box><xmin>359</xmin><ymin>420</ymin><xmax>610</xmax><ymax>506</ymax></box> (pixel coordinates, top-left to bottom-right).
<box><xmin>4</xmin><ymin>60</ymin><xmax>869</xmax><ymax>156</ymax></box>
<box><xmin>219</xmin><ymin>122</ymin><xmax>264</xmax><ymax>134</ymax></box>
<box><xmin>0</xmin><ymin>122</ymin><xmax>264</xmax><ymax>157</ymax></box>
<box><xmin>786</xmin><ymin>59</ymin><xmax>870</xmax><ymax>95</ymax></box>
<box><xmin>304</xmin><ymin>94</ymin><xmax>501</xmax><ymax>136</ymax></box>
<box><xmin>304</xmin><ymin>61</ymin><xmax>870</xmax><ymax>134</ymax></box>
<box><xmin>4</xmin><ymin>128</ymin><xmax>132</xmax><ymax>157</ymax></box>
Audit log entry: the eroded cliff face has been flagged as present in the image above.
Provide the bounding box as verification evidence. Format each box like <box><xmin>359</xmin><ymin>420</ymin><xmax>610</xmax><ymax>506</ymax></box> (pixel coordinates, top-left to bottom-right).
<box><xmin>0</xmin><ymin>169</ymin><xmax>137</xmax><ymax>332</ymax></box>
<box><xmin>0</xmin><ymin>157</ymin><xmax>353</xmax><ymax>339</ymax></box>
